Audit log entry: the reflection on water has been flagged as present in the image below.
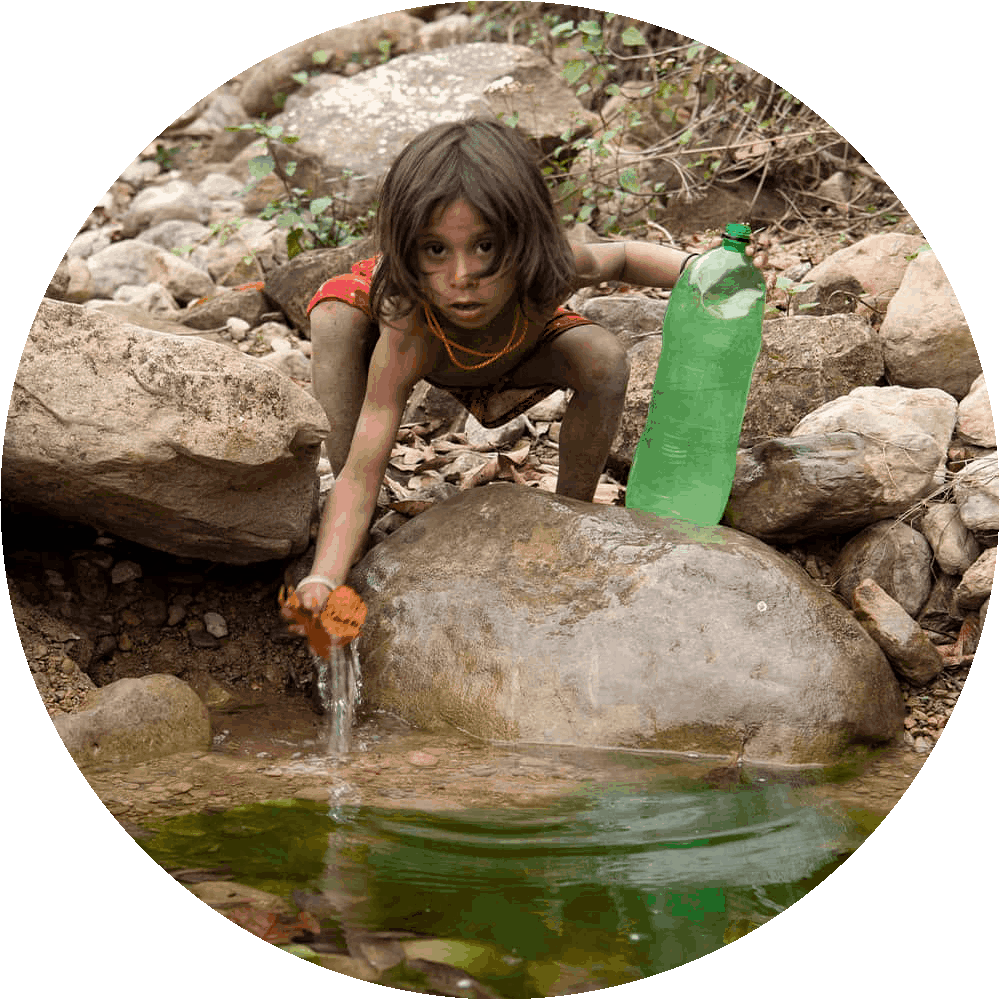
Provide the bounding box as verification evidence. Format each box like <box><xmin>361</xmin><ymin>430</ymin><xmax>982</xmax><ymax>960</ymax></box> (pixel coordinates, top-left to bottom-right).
<box><xmin>328</xmin><ymin>782</ymin><xmax>851</xmax><ymax>987</ymax></box>
<box><xmin>142</xmin><ymin>774</ymin><xmax>863</xmax><ymax>994</ymax></box>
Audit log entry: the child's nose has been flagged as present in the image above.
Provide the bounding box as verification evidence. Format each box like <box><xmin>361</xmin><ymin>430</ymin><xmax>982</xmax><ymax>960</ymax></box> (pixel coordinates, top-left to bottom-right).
<box><xmin>451</xmin><ymin>254</ymin><xmax>479</xmax><ymax>286</ymax></box>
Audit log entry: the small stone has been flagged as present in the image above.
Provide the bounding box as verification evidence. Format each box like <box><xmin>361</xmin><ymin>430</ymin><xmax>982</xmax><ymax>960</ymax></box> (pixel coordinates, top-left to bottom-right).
<box><xmin>117</xmin><ymin>633</ymin><xmax>134</xmax><ymax>652</ymax></box>
<box><xmin>111</xmin><ymin>560</ymin><xmax>142</xmax><ymax>585</ymax></box>
<box><xmin>187</xmin><ymin>628</ymin><xmax>220</xmax><ymax>650</ymax></box>
<box><xmin>406</xmin><ymin>751</ymin><xmax>439</xmax><ymax>768</ymax></box>
<box><xmin>226</xmin><ymin>317</ymin><xmax>250</xmax><ymax>341</ymax></box>
<box><xmin>203</xmin><ymin>612</ymin><xmax>229</xmax><ymax>638</ymax></box>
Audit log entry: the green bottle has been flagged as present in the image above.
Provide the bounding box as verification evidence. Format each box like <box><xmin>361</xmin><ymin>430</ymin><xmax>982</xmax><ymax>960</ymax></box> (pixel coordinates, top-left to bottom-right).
<box><xmin>625</xmin><ymin>223</ymin><xmax>765</xmax><ymax>526</ymax></box>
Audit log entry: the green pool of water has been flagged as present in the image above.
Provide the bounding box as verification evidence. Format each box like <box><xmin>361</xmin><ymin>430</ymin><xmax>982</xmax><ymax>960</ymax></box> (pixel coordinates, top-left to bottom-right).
<box><xmin>138</xmin><ymin>777</ymin><xmax>875</xmax><ymax>995</ymax></box>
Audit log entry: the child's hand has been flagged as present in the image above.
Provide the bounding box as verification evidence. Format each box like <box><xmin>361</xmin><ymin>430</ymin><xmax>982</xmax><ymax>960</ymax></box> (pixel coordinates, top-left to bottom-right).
<box><xmin>707</xmin><ymin>231</ymin><xmax>771</xmax><ymax>272</ymax></box>
<box><xmin>279</xmin><ymin>580</ymin><xmax>367</xmax><ymax>659</ymax></box>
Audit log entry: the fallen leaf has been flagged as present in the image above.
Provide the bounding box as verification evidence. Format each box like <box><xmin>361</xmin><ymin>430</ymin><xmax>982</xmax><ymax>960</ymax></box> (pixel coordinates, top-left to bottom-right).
<box><xmin>388</xmin><ymin>500</ymin><xmax>435</xmax><ymax>516</ymax></box>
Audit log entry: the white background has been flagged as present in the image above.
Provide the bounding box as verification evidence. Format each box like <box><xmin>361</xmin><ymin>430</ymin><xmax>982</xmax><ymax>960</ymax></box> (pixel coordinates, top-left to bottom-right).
<box><xmin>2</xmin><ymin>2</ymin><xmax>994</xmax><ymax>996</ymax></box>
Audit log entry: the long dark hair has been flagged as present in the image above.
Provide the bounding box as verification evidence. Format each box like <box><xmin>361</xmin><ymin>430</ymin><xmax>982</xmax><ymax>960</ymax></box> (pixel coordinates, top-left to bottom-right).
<box><xmin>369</xmin><ymin>117</ymin><xmax>577</xmax><ymax>322</ymax></box>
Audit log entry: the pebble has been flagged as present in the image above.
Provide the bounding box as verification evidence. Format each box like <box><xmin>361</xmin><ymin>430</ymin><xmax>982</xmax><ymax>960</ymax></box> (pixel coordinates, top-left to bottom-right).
<box><xmin>187</xmin><ymin>628</ymin><xmax>220</xmax><ymax>650</ymax></box>
<box><xmin>203</xmin><ymin>612</ymin><xmax>229</xmax><ymax>638</ymax></box>
<box><xmin>167</xmin><ymin>603</ymin><xmax>187</xmax><ymax>626</ymax></box>
<box><xmin>406</xmin><ymin>751</ymin><xmax>439</xmax><ymax>768</ymax></box>
<box><xmin>111</xmin><ymin>560</ymin><xmax>142</xmax><ymax>584</ymax></box>
<box><xmin>117</xmin><ymin>633</ymin><xmax>134</xmax><ymax>652</ymax></box>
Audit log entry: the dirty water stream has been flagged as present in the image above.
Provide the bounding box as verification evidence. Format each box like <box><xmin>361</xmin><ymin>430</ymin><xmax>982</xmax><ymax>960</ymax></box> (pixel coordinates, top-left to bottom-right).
<box><xmin>78</xmin><ymin>689</ymin><xmax>927</xmax><ymax>996</ymax></box>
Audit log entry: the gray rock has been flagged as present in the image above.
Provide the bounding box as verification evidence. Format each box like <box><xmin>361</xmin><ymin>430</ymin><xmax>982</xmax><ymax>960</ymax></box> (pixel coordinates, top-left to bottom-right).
<box><xmin>121</xmin><ymin>179</ymin><xmax>213</xmax><ymax>237</ymax></box>
<box><xmin>832</xmin><ymin>520</ymin><xmax>934</xmax><ymax>617</ymax></box>
<box><xmin>577</xmin><ymin>294</ymin><xmax>669</xmax><ymax>346</ymax></box>
<box><xmin>726</xmin><ymin>386</ymin><xmax>956</xmax><ymax>543</ymax></box>
<box><xmin>139</xmin><ymin>219</ymin><xmax>213</xmax><ymax>255</ymax></box>
<box><xmin>52</xmin><ymin>674</ymin><xmax>211</xmax><ymax>767</ymax></box>
<box><xmin>956</xmin><ymin>373</ymin><xmax>995</xmax><ymax>447</ymax></box>
<box><xmin>955</xmin><ymin>547</ymin><xmax>996</xmax><ymax>610</ymax></box>
<box><xmin>270</xmin><ymin>43</ymin><xmax>598</xmax><ymax>214</ymax></box>
<box><xmin>792</xmin><ymin>233</ymin><xmax>926</xmax><ymax>316</ymax></box>
<box><xmin>952</xmin><ymin>452</ymin><xmax>999</xmax><ymax>534</ymax></box>
<box><xmin>610</xmin><ymin>312</ymin><xmax>884</xmax><ymax>473</ymax></box>
<box><xmin>86</xmin><ymin>239</ymin><xmax>216</xmax><ymax>304</ymax></box>
<box><xmin>203</xmin><ymin>612</ymin><xmax>228</xmax><ymax>638</ymax></box>
<box><xmin>879</xmin><ymin>249</ymin><xmax>981</xmax><ymax>398</ymax></box>
<box><xmin>4</xmin><ymin>300</ymin><xmax>329</xmax><ymax>563</ymax></box>
<box><xmin>188</xmin><ymin>218</ymin><xmax>282</xmax><ymax>282</ymax></box>
<box><xmin>112</xmin><ymin>282</ymin><xmax>180</xmax><ymax>317</ymax></box>
<box><xmin>179</xmin><ymin>286</ymin><xmax>270</xmax><ymax>331</ymax></box>
<box><xmin>350</xmin><ymin>483</ymin><xmax>903</xmax><ymax>766</ymax></box>
<box><xmin>919</xmin><ymin>503</ymin><xmax>981</xmax><ymax>576</ymax></box>
<box><xmin>851</xmin><ymin>578</ymin><xmax>942</xmax><ymax>686</ymax></box>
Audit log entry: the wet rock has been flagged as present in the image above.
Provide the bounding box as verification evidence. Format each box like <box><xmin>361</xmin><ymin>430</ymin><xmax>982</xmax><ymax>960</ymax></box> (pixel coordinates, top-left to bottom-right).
<box><xmin>919</xmin><ymin>503</ymin><xmax>980</xmax><ymax>576</ymax></box>
<box><xmin>879</xmin><ymin>249</ymin><xmax>980</xmax><ymax>398</ymax></box>
<box><xmin>851</xmin><ymin>578</ymin><xmax>942</xmax><ymax>685</ymax></box>
<box><xmin>832</xmin><ymin>520</ymin><xmax>934</xmax><ymax>617</ymax></box>
<box><xmin>351</xmin><ymin>483</ymin><xmax>903</xmax><ymax>766</ymax></box>
<box><xmin>52</xmin><ymin>674</ymin><xmax>211</xmax><ymax>767</ymax></box>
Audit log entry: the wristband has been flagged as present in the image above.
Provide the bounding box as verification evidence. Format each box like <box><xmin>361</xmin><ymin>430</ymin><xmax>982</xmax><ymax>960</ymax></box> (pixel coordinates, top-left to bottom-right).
<box><xmin>295</xmin><ymin>574</ymin><xmax>337</xmax><ymax>593</ymax></box>
<box><xmin>679</xmin><ymin>252</ymin><xmax>699</xmax><ymax>274</ymax></box>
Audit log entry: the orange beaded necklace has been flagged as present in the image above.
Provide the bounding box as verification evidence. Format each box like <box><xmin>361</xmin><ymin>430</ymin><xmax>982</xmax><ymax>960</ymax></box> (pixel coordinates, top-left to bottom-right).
<box><xmin>422</xmin><ymin>302</ymin><xmax>528</xmax><ymax>371</ymax></box>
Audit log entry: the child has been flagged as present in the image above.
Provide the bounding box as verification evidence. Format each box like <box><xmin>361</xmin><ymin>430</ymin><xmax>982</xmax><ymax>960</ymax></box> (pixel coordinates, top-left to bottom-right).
<box><xmin>294</xmin><ymin>117</ymin><xmax>767</xmax><ymax>613</ymax></box>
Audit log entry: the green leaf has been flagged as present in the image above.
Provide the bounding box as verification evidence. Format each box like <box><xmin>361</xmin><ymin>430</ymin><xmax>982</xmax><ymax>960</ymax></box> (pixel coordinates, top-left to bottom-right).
<box><xmin>905</xmin><ymin>243</ymin><xmax>931</xmax><ymax>260</ymax></box>
<box><xmin>619</xmin><ymin>167</ymin><xmax>641</xmax><ymax>193</ymax></box>
<box><xmin>776</xmin><ymin>275</ymin><xmax>793</xmax><ymax>291</ymax></box>
<box><xmin>248</xmin><ymin>154</ymin><xmax>275</xmax><ymax>181</ymax></box>
<box><xmin>562</xmin><ymin>59</ymin><xmax>588</xmax><ymax>85</ymax></box>
<box><xmin>312</xmin><ymin>49</ymin><xmax>327</xmax><ymax>65</ymax></box>
<box><xmin>576</xmin><ymin>83</ymin><xmax>591</xmax><ymax>96</ymax></box>
<box><xmin>291</xmin><ymin>71</ymin><xmax>309</xmax><ymax>87</ymax></box>
<box><xmin>287</xmin><ymin>230</ymin><xmax>304</xmax><ymax>259</ymax></box>
<box><xmin>276</xmin><ymin>210</ymin><xmax>302</xmax><ymax>228</ymax></box>
<box><xmin>604</xmin><ymin>82</ymin><xmax>621</xmax><ymax>97</ymax></box>
<box><xmin>261</xmin><ymin>124</ymin><xmax>285</xmax><ymax>140</ymax></box>
<box><xmin>621</xmin><ymin>26</ymin><xmax>646</xmax><ymax>47</ymax></box>
<box><xmin>309</xmin><ymin>196</ymin><xmax>333</xmax><ymax>215</ymax></box>
<box><xmin>580</xmin><ymin>20</ymin><xmax>602</xmax><ymax>35</ymax></box>
<box><xmin>578</xmin><ymin>204</ymin><xmax>594</xmax><ymax>222</ymax></box>
<box><xmin>677</xmin><ymin>129</ymin><xmax>692</xmax><ymax>146</ymax></box>
<box><xmin>284</xmin><ymin>160</ymin><xmax>297</xmax><ymax>177</ymax></box>
<box><xmin>686</xmin><ymin>43</ymin><xmax>704</xmax><ymax>60</ymax></box>
<box><xmin>551</xmin><ymin>20</ymin><xmax>575</xmax><ymax>36</ymax></box>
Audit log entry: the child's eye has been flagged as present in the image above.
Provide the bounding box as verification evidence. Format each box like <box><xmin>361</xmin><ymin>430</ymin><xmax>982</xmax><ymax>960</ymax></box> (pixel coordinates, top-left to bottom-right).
<box><xmin>422</xmin><ymin>243</ymin><xmax>445</xmax><ymax>258</ymax></box>
<box><xmin>477</xmin><ymin>239</ymin><xmax>495</xmax><ymax>255</ymax></box>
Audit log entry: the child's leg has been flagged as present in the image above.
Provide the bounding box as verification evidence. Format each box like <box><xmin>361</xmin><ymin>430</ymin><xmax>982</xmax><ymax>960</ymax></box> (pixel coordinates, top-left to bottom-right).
<box><xmin>309</xmin><ymin>300</ymin><xmax>379</xmax><ymax>474</ymax></box>
<box><xmin>504</xmin><ymin>325</ymin><xmax>629</xmax><ymax>502</ymax></box>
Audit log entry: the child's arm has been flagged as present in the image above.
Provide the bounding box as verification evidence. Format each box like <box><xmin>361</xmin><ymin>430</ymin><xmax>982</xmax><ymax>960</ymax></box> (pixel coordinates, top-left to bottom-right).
<box><xmin>571</xmin><ymin>238</ymin><xmax>768</xmax><ymax>290</ymax></box>
<box><xmin>296</xmin><ymin>321</ymin><xmax>428</xmax><ymax>614</ymax></box>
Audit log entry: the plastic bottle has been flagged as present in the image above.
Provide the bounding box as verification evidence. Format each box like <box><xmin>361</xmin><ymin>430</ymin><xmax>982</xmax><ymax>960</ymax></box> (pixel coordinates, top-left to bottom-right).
<box><xmin>625</xmin><ymin>223</ymin><xmax>765</xmax><ymax>526</ymax></box>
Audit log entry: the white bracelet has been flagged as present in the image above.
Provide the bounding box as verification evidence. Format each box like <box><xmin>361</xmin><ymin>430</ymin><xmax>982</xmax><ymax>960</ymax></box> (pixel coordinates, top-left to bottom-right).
<box><xmin>295</xmin><ymin>574</ymin><xmax>337</xmax><ymax>592</ymax></box>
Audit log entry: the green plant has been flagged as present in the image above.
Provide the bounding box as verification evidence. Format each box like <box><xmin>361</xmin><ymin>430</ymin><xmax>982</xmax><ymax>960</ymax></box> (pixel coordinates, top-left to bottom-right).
<box><xmin>226</xmin><ymin>120</ymin><xmax>369</xmax><ymax>258</ymax></box>
<box><xmin>154</xmin><ymin>143</ymin><xmax>180</xmax><ymax>170</ymax></box>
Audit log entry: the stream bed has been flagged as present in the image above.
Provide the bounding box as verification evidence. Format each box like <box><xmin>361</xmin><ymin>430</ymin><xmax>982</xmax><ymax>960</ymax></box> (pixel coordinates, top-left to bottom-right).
<box><xmin>77</xmin><ymin>695</ymin><xmax>921</xmax><ymax>996</ymax></box>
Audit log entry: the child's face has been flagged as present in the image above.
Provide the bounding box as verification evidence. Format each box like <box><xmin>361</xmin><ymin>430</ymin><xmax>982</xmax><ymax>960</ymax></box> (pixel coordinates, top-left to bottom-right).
<box><xmin>416</xmin><ymin>199</ymin><xmax>516</xmax><ymax>330</ymax></box>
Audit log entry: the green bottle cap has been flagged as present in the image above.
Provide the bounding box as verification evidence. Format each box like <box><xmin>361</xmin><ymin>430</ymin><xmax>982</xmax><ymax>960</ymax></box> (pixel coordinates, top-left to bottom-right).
<box><xmin>724</xmin><ymin>223</ymin><xmax>752</xmax><ymax>241</ymax></box>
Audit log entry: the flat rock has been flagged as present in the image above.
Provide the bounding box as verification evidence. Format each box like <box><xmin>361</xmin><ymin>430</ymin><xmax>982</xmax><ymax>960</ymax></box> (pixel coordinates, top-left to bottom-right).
<box><xmin>4</xmin><ymin>300</ymin><xmax>328</xmax><ymax>563</ymax></box>
<box><xmin>952</xmin><ymin>452</ymin><xmax>999</xmax><ymax>535</ymax></box>
<box><xmin>956</xmin><ymin>373</ymin><xmax>995</xmax><ymax>447</ymax></box>
<box><xmin>53</xmin><ymin>674</ymin><xmax>211</xmax><ymax>767</ymax></box>
<box><xmin>350</xmin><ymin>483</ymin><xmax>903</xmax><ymax>766</ymax></box>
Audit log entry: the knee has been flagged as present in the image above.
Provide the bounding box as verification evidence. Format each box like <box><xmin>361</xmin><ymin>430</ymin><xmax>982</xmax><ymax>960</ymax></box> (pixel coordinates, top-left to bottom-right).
<box><xmin>570</xmin><ymin>335</ymin><xmax>630</xmax><ymax>399</ymax></box>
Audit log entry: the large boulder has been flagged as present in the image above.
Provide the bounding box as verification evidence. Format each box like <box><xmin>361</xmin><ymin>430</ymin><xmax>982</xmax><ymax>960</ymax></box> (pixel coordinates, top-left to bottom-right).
<box><xmin>350</xmin><ymin>484</ymin><xmax>904</xmax><ymax>766</ymax></box>
<box><xmin>264</xmin><ymin>43</ymin><xmax>599</xmax><ymax>214</ymax></box>
<box><xmin>3</xmin><ymin>299</ymin><xmax>329</xmax><ymax>563</ymax></box>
